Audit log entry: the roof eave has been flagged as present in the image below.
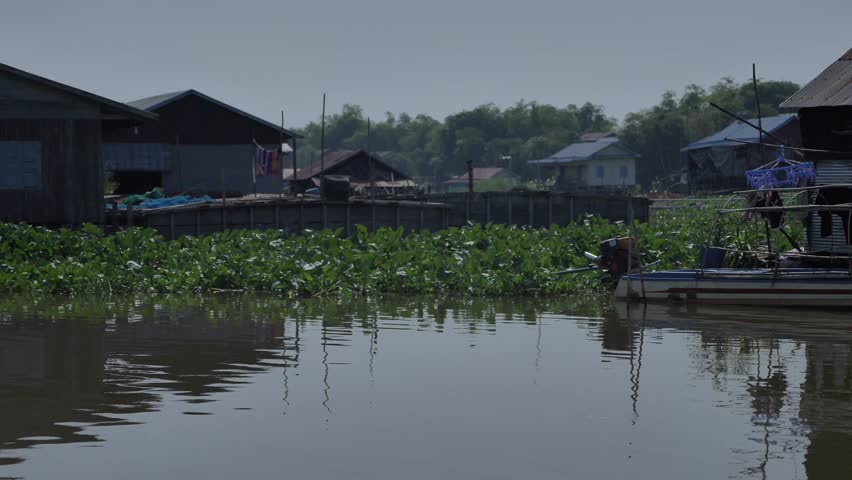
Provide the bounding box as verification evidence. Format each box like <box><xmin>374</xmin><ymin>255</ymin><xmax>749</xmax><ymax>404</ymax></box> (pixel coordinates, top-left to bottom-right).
<box><xmin>131</xmin><ymin>89</ymin><xmax>303</xmax><ymax>138</ymax></box>
<box><xmin>0</xmin><ymin>63</ymin><xmax>158</xmax><ymax>122</ymax></box>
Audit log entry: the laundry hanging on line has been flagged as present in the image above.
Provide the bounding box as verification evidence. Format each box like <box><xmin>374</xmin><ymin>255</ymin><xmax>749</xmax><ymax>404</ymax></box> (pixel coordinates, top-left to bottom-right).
<box><xmin>254</xmin><ymin>145</ymin><xmax>282</xmax><ymax>178</ymax></box>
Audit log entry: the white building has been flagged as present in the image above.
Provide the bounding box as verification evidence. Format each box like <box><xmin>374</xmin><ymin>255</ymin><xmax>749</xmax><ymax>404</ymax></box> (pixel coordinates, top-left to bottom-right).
<box><xmin>529</xmin><ymin>133</ymin><xmax>639</xmax><ymax>190</ymax></box>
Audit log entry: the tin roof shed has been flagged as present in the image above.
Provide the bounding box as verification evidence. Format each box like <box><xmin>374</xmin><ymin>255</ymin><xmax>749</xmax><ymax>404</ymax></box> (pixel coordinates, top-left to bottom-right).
<box><xmin>780</xmin><ymin>48</ymin><xmax>852</xmax><ymax>109</ymax></box>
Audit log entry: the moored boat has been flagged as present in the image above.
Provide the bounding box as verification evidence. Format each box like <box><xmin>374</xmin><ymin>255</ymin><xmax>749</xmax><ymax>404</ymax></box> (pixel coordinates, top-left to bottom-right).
<box><xmin>615</xmin><ymin>268</ymin><xmax>852</xmax><ymax>306</ymax></box>
<box><xmin>610</xmin><ymin>182</ymin><xmax>852</xmax><ymax>307</ymax></box>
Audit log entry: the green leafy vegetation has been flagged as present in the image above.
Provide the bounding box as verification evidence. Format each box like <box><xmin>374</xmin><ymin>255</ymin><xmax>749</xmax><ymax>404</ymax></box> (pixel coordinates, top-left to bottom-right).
<box><xmin>0</xmin><ymin>202</ymin><xmax>802</xmax><ymax>297</ymax></box>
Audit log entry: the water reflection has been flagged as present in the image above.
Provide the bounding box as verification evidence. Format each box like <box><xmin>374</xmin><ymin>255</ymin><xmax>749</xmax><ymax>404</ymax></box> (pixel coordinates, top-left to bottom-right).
<box><xmin>614</xmin><ymin>303</ymin><xmax>851</xmax><ymax>480</ymax></box>
<box><xmin>0</xmin><ymin>295</ymin><xmax>850</xmax><ymax>478</ymax></box>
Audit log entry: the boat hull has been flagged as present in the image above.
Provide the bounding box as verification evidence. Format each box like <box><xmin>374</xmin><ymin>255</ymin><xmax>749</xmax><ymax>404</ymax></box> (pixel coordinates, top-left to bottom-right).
<box><xmin>615</xmin><ymin>269</ymin><xmax>852</xmax><ymax>307</ymax></box>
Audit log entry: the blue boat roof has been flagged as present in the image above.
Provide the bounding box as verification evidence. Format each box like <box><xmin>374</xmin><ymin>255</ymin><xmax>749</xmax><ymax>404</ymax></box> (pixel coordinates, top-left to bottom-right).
<box><xmin>681</xmin><ymin>114</ymin><xmax>797</xmax><ymax>152</ymax></box>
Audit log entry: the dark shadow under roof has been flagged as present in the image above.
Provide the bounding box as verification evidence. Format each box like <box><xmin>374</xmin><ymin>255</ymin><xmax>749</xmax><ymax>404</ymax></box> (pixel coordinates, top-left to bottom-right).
<box><xmin>0</xmin><ymin>63</ymin><xmax>157</xmax><ymax>121</ymax></box>
<box><xmin>127</xmin><ymin>89</ymin><xmax>301</xmax><ymax>138</ymax></box>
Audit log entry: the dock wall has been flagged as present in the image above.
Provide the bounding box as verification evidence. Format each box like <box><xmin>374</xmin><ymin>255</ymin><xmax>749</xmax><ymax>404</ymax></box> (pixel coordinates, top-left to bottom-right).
<box><xmin>113</xmin><ymin>192</ymin><xmax>649</xmax><ymax>239</ymax></box>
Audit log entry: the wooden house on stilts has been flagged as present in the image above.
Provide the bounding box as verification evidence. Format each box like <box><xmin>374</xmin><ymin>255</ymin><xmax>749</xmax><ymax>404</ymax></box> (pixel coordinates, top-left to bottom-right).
<box><xmin>781</xmin><ymin>47</ymin><xmax>852</xmax><ymax>254</ymax></box>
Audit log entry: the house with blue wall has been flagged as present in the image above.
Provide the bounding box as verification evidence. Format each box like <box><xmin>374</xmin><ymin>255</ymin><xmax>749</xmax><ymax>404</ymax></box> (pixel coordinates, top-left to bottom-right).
<box><xmin>529</xmin><ymin>133</ymin><xmax>639</xmax><ymax>191</ymax></box>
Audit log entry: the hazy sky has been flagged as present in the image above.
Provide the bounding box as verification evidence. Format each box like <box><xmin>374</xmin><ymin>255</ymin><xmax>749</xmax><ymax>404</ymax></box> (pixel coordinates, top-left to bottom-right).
<box><xmin>2</xmin><ymin>0</ymin><xmax>850</xmax><ymax>129</ymax></box>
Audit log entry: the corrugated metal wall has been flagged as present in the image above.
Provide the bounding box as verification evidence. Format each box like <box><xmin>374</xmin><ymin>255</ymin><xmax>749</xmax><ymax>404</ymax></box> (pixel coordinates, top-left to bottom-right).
<box><xmin>103</xmin><ymin>143</ymin><xmax>173</xmax><ymax>171</ymax></box>
<box><xmin>808</xmin><ymin>159</ymin><xmax>852</xmax><ymax>253</ymax></box>
<box><xmin>165</xmin><ymin>144</ymin><xmax>283</xmax><ymax>195</ymax></box>
<box><xmin>105</xmin><ymin>143</ymin><xmax>286</xmax><ymax>195</ymax></box>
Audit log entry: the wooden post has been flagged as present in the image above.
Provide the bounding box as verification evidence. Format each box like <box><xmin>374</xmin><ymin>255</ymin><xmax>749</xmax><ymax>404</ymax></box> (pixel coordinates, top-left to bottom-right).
<box><xmin>195</xmin><ymin>210</ymin><xmax>201</xmax><ymax>236</ymax></box>
<box><xmin>528</xmin><ymin>194</ymin><xmax>534</xmax><ymax>227</ymax></box>
<box><xmin>298</xmin><ymin>197</ymin><xmax>304</xmax><ymax>231</ymax></box>
<box><xmin>485</xmin><ymin>194</ymin><xmax>491</xmax><ymax>224</ymax></box>
<box><xmin>848</xmin><ymin>209</ymin><xmax>852</xmax><ymax>276</ymax></box>
<box><xmin>395</xmin><ymin>205</ymin><xmax>401</xmax><ymax>228</ymax></box>
<box><xmin>112</xmin><ymin>199</ymin><xmax>119</xmax><ymax>230</ymax></box>
<box><xmin>547</xmin><ymin>192</ymin><xmax>553</xmax><ymax>226</ymax></box>
<box><xmin>569</xmin><ymin>195</ymin><xmax>574</xmax><ymax>223</ymax></box>
<box><xmin>321</xmin><ymin>201</ymin><xmax>327</xmax><ymax>230</ymax></box>
<box><xmin>249</xmin><ymin>206</ymin><xmax>255</xmax><ymax>229</ymax></box>
<box><xmin>169</xmin><ymin>212</ymin><xmax>175</xmax><ymax>240</ymax></box>
<box><xmin>275</xmin><ymin>203</ymin><xmax>280</xmax><ymax>229</ymax></box>
<box><xmin>221</xmin><ymin>195</ymin><xmax>227</xmax><ymax>231</ymax></box>
<box><xmin>371</xmin><ymin>203</ymin><xmax>376</xmax><ymax>232</ymax></box>
<box><xmin>442</xmin><ymin>207</ymin><xmax>448</xmax><ymax>229</ymax></box>
<box><xmin>419</xmin><ymin>199</ymin><xmax>425</xmax><ymax>231</ymax></box>
<box><xmin>345</xmin><ymin>204</ymin><xmax>351</xmax><ymax>236</ymax></box>
<box><xmin>507</xmin><ymin>193</ymin><xmax>512</xmax><ymax>226</ymax></box>
<box><xmin>126</xmin><ymin>203</ymin><xmax>134</xmax><ymax>227</ymax></box>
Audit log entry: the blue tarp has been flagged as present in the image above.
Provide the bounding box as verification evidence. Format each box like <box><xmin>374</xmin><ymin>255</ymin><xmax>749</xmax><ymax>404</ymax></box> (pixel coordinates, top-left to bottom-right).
<box><xmin>108</xmin><ymin>195</ymin><xmax>213</xmax><ymax>210</ymax></box>
<box><xmin>681</xmin><ymin>114</ymin><xmax>797</xmax><ymax>152</ymax></box>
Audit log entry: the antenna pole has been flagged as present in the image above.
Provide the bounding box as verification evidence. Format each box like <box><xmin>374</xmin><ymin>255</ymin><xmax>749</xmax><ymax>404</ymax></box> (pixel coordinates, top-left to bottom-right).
<box><xmin>752</xmin><ymin>64</ymin><xmax>765</xmax><ymax>162</ymax></box>
<box><xmin>368</xmin><ymin>118</ymin><xmax>375</xmax><ymax>201</ymax></box>
<box><xmin>320</xmin><ymin>93</ymin><xmax>326</xmax><ymax>199</ymax></box>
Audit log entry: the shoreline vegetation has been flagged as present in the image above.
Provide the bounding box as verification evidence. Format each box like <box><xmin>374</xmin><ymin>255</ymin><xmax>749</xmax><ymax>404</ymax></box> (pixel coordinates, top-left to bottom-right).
<box><xmin>295</xmin><ymin>78</ymin><xmax>801</xmax><ymax>189</ymax></box>
<box><xmin>0</xmin><ymin>204</ymin><xmax>800</xmax><ymax>297</ymax></box>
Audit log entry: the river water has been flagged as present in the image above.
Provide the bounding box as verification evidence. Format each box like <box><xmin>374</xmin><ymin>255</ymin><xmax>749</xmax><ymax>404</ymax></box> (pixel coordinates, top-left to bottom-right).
<box><xmin>0</xmin><ymin>295</ymin><xmax>849</xmax><ymax>479</ymax></box>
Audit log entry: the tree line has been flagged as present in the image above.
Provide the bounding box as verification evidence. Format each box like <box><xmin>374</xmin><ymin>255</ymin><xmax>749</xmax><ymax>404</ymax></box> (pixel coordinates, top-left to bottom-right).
<box><xmin>295</xmin><ymin>77</ymin><xmax>800</xmax><ymax>190</ymax></box>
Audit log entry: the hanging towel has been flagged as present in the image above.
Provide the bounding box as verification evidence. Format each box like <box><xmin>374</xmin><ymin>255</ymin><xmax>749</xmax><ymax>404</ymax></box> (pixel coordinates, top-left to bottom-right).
<box><xmin>255</xmin><ymin>145</ymin><xmax>283</xmax><ymax>178</ymax></box>
<box><xmin>255</xmin><ymin>147</ymin><xmax>268</xmax><ymax>177</ymax></box>
<box><xmin>268</xmin><ymin>149</ymin><xmax>281</xmax><ymax>177</ymax></box>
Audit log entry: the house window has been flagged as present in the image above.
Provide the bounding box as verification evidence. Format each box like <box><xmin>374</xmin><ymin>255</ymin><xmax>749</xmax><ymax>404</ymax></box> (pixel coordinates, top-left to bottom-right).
<box><xmin>619</xmin><ymin>165</ymin><xmax>628</xmax><ymax>178</ymax></box>
<box><xmin>0</xmin><ymin>141</ymin><xmax>42</xmax><ymax>190</ymax></box>
<box><xmin>595</xmin><ymin>165</ymin><xmax>605</xmax><ymax>178</ymax></box>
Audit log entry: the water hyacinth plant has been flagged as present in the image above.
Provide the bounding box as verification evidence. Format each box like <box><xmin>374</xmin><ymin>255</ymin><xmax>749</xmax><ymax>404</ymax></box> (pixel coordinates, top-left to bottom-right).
<box><xmin>0</xmin><ymin>204</ymin><xmax>798</xmax><ymax>297</ymax></box>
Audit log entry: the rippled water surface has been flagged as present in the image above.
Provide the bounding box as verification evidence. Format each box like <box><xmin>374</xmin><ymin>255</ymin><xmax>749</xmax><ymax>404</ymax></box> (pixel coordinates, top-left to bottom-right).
<box><xmin>1</xmin><ymin>295</ymin><xmax>851</xmax><ymax>479</ymax></box>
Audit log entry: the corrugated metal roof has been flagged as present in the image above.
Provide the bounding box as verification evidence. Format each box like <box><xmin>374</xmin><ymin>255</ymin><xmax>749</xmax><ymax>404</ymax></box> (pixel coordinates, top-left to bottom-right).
<box><xmin>0</xmin><ymin>63</ymin><xmax>157</xmax><ymax>121</ymax></box>
<box><xmin>126</xmin><ymin>89</ymin><xmax>300</xmax><ymax>138</ymax></box>
<box><xmin>283</xmin><ymin>150</ymin><xmax>411</xmax><ymax>181</ymax></box>
<box><xmin>444</xmin><ymin>167</ymin><xmax>511</xmax><ymax>184</ymax></box>
<box><xmin>528</xmin><ymin>137</ymin><xmax>639</xmax><ymax>165</ymax></box>
<box><xmin>780</xmin><ymin>48</ymin><xmax>852</xmax><ymax>109</ymax></box>
<box><xmin>681</xmin><ymin>114</ymin><xmax>797</xmax><ymax>152</ymax></box>
<box><xmin>127</xmin><ymin>90</ymin><xmax>190</xmax><ymax>111</ymax></box>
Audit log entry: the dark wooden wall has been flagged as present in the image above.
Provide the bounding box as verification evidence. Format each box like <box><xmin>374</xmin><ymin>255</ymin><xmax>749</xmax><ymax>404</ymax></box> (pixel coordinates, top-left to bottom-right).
<box><xmin>0</xmin><ymin>118</ymin><xmax>103</xmax><ymax>225</ymax></box>
<box><xmin>800</xmin><ymin>107</ymin><xmax>852</xmax><ymax>161</ymax></box>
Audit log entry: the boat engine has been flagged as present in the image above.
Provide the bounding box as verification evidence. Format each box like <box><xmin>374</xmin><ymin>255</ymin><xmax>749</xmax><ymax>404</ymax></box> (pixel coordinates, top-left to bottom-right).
<box><xmin>588</xmin><ymin>237</ymin><xmax>639</xmax><ymax>279</ymax></box>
